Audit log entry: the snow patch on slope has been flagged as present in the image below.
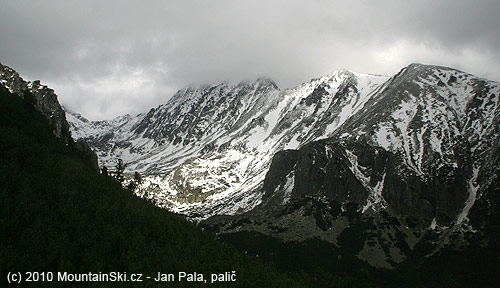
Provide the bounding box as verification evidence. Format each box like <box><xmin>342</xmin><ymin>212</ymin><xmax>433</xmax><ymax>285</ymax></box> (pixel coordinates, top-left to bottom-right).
<box><xmin>456</xmin><ymin>166</ymin><xmax>480</xmax><ymax>224</ymax></box>
<box><xmin>345</xmin><ymin>150</ymin><xmax>387</xmax><ymax>212</ymax></box>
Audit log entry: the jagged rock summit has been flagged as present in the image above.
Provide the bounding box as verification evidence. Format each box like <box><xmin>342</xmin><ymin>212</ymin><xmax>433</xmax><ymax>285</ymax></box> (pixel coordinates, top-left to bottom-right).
<box><xmin>0</xmin><ymin>62</ymin><xmax>72</xmax><ymax>144</ymax></box>
<box><xmin>0</xmin><ymin>62</ymin><xmax>98</xmax><ymax>170</ymax></box>
<box><xmin>67</xmin><ymin>68</ymin><xmax>390</xmax><ymax>216</ymax></box>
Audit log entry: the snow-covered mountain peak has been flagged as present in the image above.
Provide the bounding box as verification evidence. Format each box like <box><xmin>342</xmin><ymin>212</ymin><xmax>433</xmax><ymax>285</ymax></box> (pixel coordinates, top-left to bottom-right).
<box><xmin>64</xmin><ymin>108</ymin><xmax>89</xmax><ymax>123</ymax></box>
<box><xmin>67</xmin><ymin>64</ymin><xmax>499</xmax><ymax>224</ymax></box>
<box><xmin>68</xmin><ymin>68</ymin><xmax>392</xmax><ymax>218</ymax></box>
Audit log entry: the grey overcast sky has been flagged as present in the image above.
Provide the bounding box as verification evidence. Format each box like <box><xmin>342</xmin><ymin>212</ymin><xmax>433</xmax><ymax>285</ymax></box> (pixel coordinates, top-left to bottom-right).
<box><xmin>1</xmin><ymin>0</ymin><xmax>499</xmax><ymax>120</ymax></box>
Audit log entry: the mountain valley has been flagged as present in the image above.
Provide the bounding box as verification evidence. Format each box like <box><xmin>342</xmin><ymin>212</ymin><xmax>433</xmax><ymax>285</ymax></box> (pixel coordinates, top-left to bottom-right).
<box><xmin>2</xmin><ymin>61</ymin><xmax>499</xmax><ymax>286</ymax></box>
<box><xmin>66</xmin><ymin>63</ymin><xmax>500</xmax><ymax>271</ymax></box>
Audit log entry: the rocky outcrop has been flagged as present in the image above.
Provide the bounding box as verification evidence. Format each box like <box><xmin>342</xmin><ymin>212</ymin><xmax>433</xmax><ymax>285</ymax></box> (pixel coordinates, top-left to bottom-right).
<box><xmin>74</xmin><ymin>140</ymin><xmax>100</xmax><ymax>171</ymax></box>
<box><xmin>262</xmin><ymin>140</ymin><xmax>470</xmax><ymax>228</ymax></box>
<box><xmin>27</xmin><ymin>80</ymin><xmax>72</xmax><ymax>144</ymax></box>
<box><xmin>1</xmin><ymin>62</ymin><xmax>71</xmax><ymax>144</ymax></box>
<box><xmin>0</xmin><ymin>62</ymin><xmax>99</xmax><ymax>170</ymax></box>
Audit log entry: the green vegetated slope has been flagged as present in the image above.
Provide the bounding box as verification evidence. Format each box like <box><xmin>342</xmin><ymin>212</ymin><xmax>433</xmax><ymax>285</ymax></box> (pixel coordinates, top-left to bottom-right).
<box><xmin>0</xmin><ymin>87</ymin><xmax>301</xmax><ymax>288</ymax></box>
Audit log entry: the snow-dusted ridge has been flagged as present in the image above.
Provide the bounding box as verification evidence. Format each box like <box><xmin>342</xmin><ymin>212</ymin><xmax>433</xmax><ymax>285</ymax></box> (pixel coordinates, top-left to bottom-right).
<box><xmin>331</xmin><ymin>63</ymin><xmax>500</xmax><ymax>226</ymax></box>
<box><xmin>67</xmin><ymin>64</ymin><xmax>500</xmax><ymax>223</ymax></box>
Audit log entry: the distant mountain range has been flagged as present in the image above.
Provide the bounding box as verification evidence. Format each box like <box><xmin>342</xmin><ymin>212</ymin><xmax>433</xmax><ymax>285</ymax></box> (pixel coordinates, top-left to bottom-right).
<box><xmin>2</xmin><ymin>61</ymin><xmax>499</xmax><ymax>272</ymax></box>
<box><xmin>66</xmin><ymin>69</ymin><xmax>389</xmax><ymax>217</ymax></box>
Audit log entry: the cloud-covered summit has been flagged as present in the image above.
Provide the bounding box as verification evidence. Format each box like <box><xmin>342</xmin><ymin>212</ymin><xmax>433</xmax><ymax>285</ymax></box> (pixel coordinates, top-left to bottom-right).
<box><xmin>1</xmin><ymin>0</ymin><xmax>499</xmax><ymax>120</ymax></box>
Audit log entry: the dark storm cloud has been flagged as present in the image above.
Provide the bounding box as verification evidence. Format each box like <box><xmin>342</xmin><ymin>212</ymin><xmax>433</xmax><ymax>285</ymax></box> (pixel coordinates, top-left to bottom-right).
<box><xmin>1</xmin><ymin>0</ymin><xmax>499</xmax><ymax>119</ymax></box>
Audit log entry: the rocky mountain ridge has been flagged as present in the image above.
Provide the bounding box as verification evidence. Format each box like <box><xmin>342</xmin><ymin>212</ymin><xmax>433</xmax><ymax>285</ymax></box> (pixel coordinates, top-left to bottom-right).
<box><xmin>66</xmin><ymin>63</ymin><xmax>500</xmax><ymax>267</ymax></box>
<box><xmin>204</xmin><ymin>64</ymin><xmax>500</xmax><ymax>267</ymax></box>
<box><xmin>261</xmin><ymin>63</ymin><xmax>500</xmax><ymax>227</ymax></box>
<box><xmin>67</xmin><ymin>69</ymin><xmax>390</xmax><ymax>217</ymax></box>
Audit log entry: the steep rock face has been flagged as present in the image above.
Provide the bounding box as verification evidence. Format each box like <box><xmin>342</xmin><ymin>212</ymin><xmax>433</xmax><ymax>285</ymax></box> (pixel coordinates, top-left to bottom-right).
<box><xmin>0</xmin><ymin>62</ymin><xmax>72</xmax><ymax>144</ymax></box>
<box><xmin>262</xmin><ymin>140</ymin><xmax>469</xmax><ymax>228</ymax></box>
<box><xmin>0</xmin><ymin>62</ymin><xmax>99</xmax><ymax>170</ymax></box>
<box><xmin>134</xmin><ymin>77</ymin><xmax>280</xmax><ymax>145</ymax></box>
